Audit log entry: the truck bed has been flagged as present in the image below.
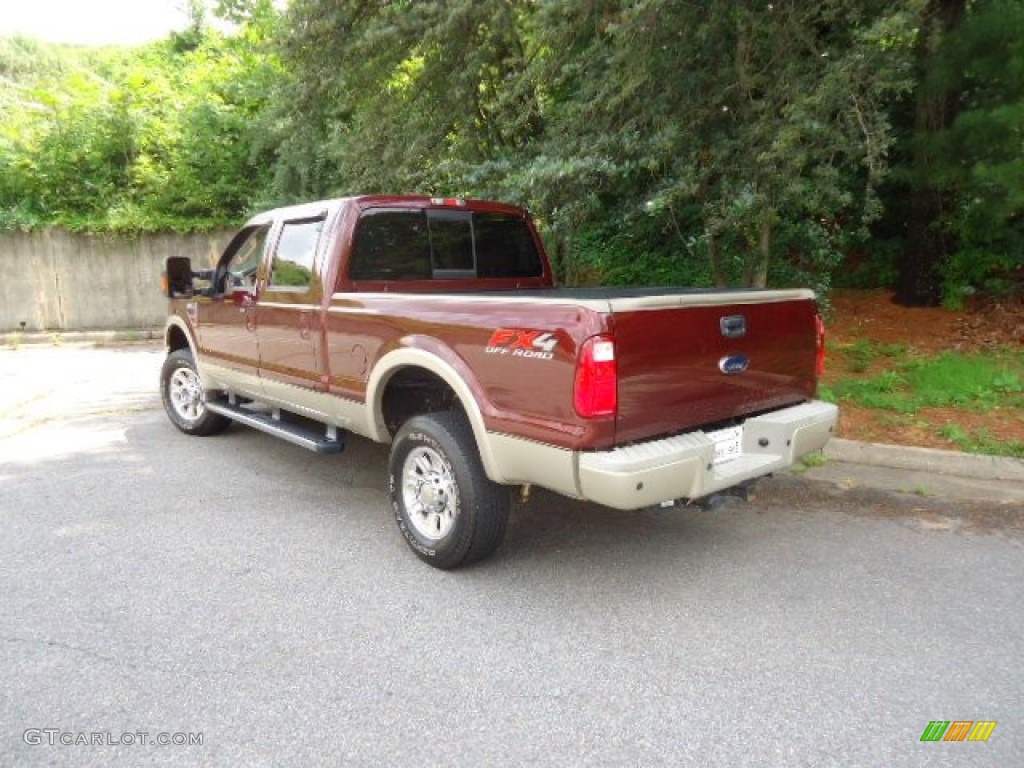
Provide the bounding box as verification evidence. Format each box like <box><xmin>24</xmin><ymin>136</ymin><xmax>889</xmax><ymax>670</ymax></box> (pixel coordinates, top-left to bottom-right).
<box><xmin>384</xmin><ymin>285</ymin><xmax>820</xmax><ymax>446</ymax></box>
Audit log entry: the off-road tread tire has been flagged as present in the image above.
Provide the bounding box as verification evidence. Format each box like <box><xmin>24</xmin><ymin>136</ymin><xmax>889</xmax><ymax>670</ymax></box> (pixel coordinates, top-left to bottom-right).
<box><xmin>389</xmin><ymin>411</ymin><xmax>509</xmax><ymax>569</ymax></box>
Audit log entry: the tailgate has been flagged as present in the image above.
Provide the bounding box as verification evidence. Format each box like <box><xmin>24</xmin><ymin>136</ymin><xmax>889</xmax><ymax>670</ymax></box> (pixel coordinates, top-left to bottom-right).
<box><xmin>610</xmin><ymin>290</ymin><xmax>820</xmax><ymax>444</ymax></box>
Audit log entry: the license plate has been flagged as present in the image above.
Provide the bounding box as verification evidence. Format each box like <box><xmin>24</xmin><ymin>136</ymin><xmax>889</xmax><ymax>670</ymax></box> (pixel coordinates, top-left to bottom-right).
<box><xmin>706</xmin><ymin>425</ymin><xmax>743</xmax><ymax>465</ymax></box>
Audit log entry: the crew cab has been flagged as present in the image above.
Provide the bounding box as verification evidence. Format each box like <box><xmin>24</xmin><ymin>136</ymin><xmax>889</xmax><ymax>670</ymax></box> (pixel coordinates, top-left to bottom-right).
<box><xmin>161</xmin><ymin>195</ymin><xmax>838</xmax><ymax>568</ymax></box>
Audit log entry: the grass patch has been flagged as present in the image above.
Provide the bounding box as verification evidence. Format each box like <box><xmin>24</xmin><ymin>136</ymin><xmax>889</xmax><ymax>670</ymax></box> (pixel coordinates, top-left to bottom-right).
<box><xmin>904</xmin><ymin>352</ymin><xmax>1022</xmax><ymax>408</ymax></box>
<box><xmin>835</xmin><ymin>338</ymin><xmax>908</xmax><ymax>373</ymax></box>
<box><xmin>800</xmin><ymin>453</ymin><xmax>829</xmax><ymax>469</ymax></box>
<box><xmin>939</xmin><ymin>423</ymin><xmax>1024</xmax><ymax>459</ymax></box>
<box><xmin>825</xmin><ymin>349</ymin><xmax>1024</xmax><ymax>413</ymax></box>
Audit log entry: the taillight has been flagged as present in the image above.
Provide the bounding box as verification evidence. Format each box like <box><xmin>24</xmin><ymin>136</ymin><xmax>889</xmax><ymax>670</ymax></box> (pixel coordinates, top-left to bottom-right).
<box><xmin>574</xmin><ymin>334</ymin><xmax>617</xmax><ymax>418</ymax></box>
<box><xmin>815</xmin><ymin>313</ymin><xmax>826</xmax><ymax>377</ymax></box>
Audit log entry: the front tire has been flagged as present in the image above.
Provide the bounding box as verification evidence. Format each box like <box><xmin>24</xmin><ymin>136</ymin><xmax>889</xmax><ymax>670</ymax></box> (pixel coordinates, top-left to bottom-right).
<box><xmin>389</xmin><ymin>412</ymin><xmax>509</xmax><ymax>569</ymax></box>
<box><xmin>160</xmin><ymin>349</ymin><xmax>231</xmax><ymax>436</ymax></box>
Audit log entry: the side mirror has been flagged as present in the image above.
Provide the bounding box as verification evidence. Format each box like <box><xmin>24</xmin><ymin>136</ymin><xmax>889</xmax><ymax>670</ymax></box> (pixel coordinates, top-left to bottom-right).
<box><xmin>162</xmin><ymin>256</ymin><xmax>195</xmax><ymax>298</ymax></box>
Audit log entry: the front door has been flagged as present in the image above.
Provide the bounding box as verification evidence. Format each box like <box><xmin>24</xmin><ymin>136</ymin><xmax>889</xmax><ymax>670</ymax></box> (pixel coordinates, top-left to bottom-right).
<box><xmin>195</xmin><ymin>224</ymin><xmax>269</xmax><ymax>397</ymax></box>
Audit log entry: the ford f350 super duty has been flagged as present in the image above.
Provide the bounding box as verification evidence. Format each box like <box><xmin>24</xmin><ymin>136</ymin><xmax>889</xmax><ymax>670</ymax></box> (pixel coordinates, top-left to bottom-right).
<box><xmin>161</xmin><ymin>195</ymin><xmax>837</xmax><ymax>568</ymax></box>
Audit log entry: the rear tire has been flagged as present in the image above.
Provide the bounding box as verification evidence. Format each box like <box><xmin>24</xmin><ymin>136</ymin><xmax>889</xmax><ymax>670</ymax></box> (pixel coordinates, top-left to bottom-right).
<box><xmin>160</xmin><ymin>349</ymin><xmax>231</xmax><ymax>436</ymax></box>
<box><xmin>389</xmin><ymin>412</ymin><xmax>509</xmax><ymax>569</ymax></box>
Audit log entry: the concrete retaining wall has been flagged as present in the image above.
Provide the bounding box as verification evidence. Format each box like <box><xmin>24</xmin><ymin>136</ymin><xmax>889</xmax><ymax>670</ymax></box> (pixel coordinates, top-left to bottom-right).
<box><xmin>0</xmin><ymin>229</ymin><xmax>233</xmax><ymax>331</ymax></box>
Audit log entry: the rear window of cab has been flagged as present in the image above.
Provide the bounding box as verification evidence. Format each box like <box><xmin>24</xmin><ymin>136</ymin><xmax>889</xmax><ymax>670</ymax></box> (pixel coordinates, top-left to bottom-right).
<box><xmin>348</xmin><ymin>209</ymin><xmax>543</xmax><ymax>281</ymax></box>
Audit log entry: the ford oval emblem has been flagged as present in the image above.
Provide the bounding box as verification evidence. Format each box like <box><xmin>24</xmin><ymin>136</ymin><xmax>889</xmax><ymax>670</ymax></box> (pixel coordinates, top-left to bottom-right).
<box><xmin>719</xmin><ymin>354</ymin><xmax>749</xmax><ymax>375</ymax></box>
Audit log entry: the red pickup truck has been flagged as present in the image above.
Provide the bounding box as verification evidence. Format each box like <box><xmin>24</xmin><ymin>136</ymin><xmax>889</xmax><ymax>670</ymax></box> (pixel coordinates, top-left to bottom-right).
<box><xmin>161</xmin><ymin>195</ymin><xmax>837</xmax><ymax>568</ymax></box>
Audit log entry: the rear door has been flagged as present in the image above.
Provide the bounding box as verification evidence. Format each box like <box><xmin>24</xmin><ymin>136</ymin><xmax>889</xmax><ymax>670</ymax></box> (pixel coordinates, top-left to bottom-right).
<box><xmin>610</xmin><ymin>291</ymin><xmax>820</xmax><ymax>444</ymax></box>
<box><xmin>257</xmin><ymin>214</ymin><xmax>326</xmax><ymax>398</ymax></box>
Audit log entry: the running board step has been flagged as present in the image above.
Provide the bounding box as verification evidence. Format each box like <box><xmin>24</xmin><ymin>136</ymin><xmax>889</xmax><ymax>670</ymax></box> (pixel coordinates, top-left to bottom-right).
<box><xmin>206</xmin><ymin>401</ymin><xmax>344</xmax><ymax>454</ymax></box>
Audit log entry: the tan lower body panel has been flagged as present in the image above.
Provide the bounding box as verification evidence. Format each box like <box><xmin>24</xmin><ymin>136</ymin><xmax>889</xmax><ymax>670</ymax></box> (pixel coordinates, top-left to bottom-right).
<box><xmin>198</xmin><ymin>362</ymin><xmax>262</xmax><ymax>401</ymax></box>
<box><xmin>484</xmin><ymin>433</ymin><xmax>582</xmax><ymax>498</ymax></box>
<box><xmin>198</xmin><ymin>361</ymin><xmax>371</xmax><ymax>436</ymax></box>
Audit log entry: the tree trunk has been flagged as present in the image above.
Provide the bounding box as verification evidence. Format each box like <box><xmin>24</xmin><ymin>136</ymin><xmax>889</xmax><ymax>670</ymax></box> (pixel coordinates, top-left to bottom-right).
<box><xmin>708</xmin><ymin>231</ymin><xmax>728</xmax><ymax>288</ymax></box>
<box><xmin>743</xmin><ymin>218</ymin><xmax>770</xmax><ymax>289</ymax></box>
<box><xmin>895</xmin><ymin>0</ymin><xmax>967</xmax><ymax>307</ymax></box>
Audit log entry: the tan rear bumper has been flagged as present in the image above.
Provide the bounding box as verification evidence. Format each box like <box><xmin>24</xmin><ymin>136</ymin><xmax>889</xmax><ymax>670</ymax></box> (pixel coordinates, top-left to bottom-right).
<box><xmin>576</xmin><ymin>400</ymin><xmax>839</xmax><ymax>510</ymax></box>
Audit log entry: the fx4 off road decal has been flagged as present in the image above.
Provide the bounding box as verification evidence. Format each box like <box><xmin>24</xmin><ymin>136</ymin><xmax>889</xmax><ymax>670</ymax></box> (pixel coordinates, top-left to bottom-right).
<box><xmin>485</xmin><ymin>328</ymin><xmax>558</xmax><ymax>360</ymax></box>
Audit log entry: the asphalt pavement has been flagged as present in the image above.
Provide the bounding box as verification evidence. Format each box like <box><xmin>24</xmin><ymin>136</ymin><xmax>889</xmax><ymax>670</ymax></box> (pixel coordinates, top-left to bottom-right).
<box><xmin>1</xmin><ymin>342</ymin><xmax>1022</xmax><ymax>766</ymax></box>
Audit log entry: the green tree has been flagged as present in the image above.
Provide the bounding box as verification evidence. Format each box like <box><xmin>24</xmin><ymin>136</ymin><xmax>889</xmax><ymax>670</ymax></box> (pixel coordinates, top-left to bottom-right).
<box><xmin>491</xmin><ymin>1</ymin><xmax>915</xmax><ymax>289</ymax></box>
<box><xmin>271</xmin><ymin>1</ymin><xmax>914</xmax><ymax>291</ymax></box>
<box><xmin>0</xmin><ymin>5</ymin><xmax>283</xmax><ymax>231</ymax></box>
<box><xmin>894</xmin><ymin>0</ymin><xmax>968</xmax><ymax>306</ymax></box>
<box><xmin>930</xmin><ymin>0</ymin><xmax>1024</xmax><ymax>304</ymax></box>
<box><xmin>890</xmin><ymin>0</ymin><xmax>1024</xmax><ymax>307</ymax></box>
<box><xmin>269</xmin><ymin>0</ymin><xmax>541</xmax><ymax>201</ymax></box>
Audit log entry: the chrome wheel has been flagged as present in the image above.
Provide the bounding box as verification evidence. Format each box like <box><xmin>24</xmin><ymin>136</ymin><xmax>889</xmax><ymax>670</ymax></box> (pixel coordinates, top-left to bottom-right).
<box><xmin>389</xmin><ymin>413</ymin><xmax>509</xmax><ymax>568</ymax></box>
<box><xmin>169</xmin><ymin>366</ymin><xmax>205</xmax><ymax>423</ymax></box>
<box><xmin>401</xmin><ymin>446</ymin><xmax>458</xmax><ymax>541</ymax></box>
<box><xmin>161</xmin><ymin>349</ymin><xmax>230</xmax><ymax>437</ymax></box>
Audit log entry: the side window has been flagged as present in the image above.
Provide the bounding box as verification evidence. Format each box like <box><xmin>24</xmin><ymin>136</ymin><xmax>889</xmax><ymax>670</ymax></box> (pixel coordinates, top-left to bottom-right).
<box><xmin>270</xmin><ymin>218</ymin><xmax>323</xmax><ymax>291</ymax></box>
<box><xmin>224</xmin><ymin>225</ymin><xmax>270</xmax><ymax>290</ymax></box>
<box><xmin>349</xmin><ymin>210</ymin><xmax>431</xmax><ymax>280</ymax></box>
